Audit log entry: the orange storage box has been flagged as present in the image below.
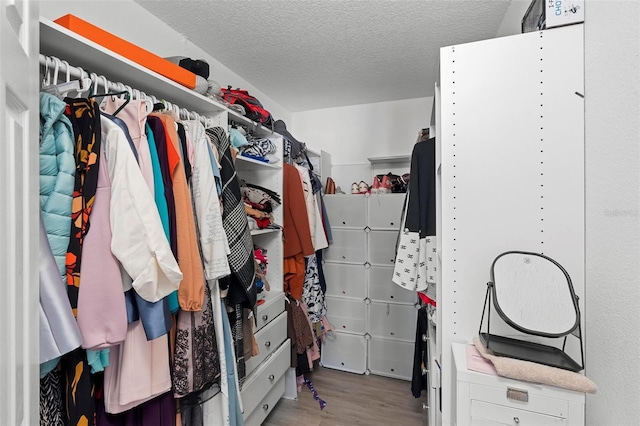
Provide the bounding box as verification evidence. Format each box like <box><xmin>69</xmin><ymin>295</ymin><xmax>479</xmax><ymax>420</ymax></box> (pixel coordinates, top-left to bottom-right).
<box><xmin>54</xmin><ymin>14</ymin><xmax>196</xmax><ymax>89</ymax></box>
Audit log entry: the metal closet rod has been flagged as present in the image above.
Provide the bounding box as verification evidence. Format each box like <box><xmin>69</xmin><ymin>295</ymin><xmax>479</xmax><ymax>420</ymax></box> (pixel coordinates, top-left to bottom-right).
<box><xmin>39</xmin><ymin>54</ymin><xmax>215</xmax><ymax>127</ymax></box>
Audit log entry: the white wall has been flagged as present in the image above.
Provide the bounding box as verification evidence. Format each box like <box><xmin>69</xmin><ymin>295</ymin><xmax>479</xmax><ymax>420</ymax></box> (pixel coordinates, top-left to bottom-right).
<box><xmin>583</xmin><ymin>1</ymin><xmax>640</xmax><ymax>425</ymax></box>
<box><xmin>291</xmin><ymin>97</ymin><xmax>432</xmax><ymax>188</ymax></box>
<box><xmin>496</xmin><ymin>1</ymin><xmax>640</xmax><ymax>424</ymax></box>
<box><xmin>39</xmin><ymin>0</ymin><xmax>292</xmax><ymax>122</ymax></box>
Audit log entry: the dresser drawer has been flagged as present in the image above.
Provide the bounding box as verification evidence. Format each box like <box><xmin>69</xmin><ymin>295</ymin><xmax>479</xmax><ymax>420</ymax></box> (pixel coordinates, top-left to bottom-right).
<box><xmin>255</xmin><ymin>292</ymin><xmax>285</xmax><ymax>332</ymax></box>
<box><xmin>368</xmin><ymin>266</ymin><xmax>417</xmax><ymax>304</ymax></box>
<box><xmin>368</xmin><ymin>230</ymin><xmax>398</xmax><ymax>266</ymax></box>
<box><xmin>324</xmin><ymin>194</ymin><xmax>367</xmax><ymax>228</ymax></box>
<box><xmin>245</xmin><ymin>311</ymin><xmax>287</xmax><ymax>376</ymax></box>
<box><xmin>469</xmin><ymin>383</ymin><xmax>569</xmax><ymax>419</ymax></box>
<box><xmin>320</xmin><ymin>331</ymin><xmax>367</xmax><ymax>374</ymax></box>
<box><xmin>241</xmin><ymin>339</ymin><xmax>290</xmax><ymax>418</ymax></box>
<box><xmin>324</xmin><ymin>229</ymin><xmax>367</xmax><ymax>264</ymax></box>
<box><xmin>323</xmin><ymin>262</ymin><xmax>367</xmax><ymax>299</ymax></box>
<box><xmin>244</xmin><ymin>376</ymin><xmax>285</xmax><ymax>425</ymax></box>
<box><xmin>368</xmin><ymin>193</ymin><xmax>405</xmax><ymax>230</ymax></box>
<box><xmin>368</xmin><ymin>337</ymin><xmax>414</xmax><ymax>380</ymax></box>
<box><xmin>471</xmin><ymin>400</ymin><xmax>566</xmax><ymax>425</ymax></box>
<box><xmin>369</xmin><ymin>302</ymin><xmax>417</xmax><ymax>341</ymax></box>
<box><xmin>325</xmin><ymin>296</ymin><xmax>366</xmax><ymax>334</ymax></box>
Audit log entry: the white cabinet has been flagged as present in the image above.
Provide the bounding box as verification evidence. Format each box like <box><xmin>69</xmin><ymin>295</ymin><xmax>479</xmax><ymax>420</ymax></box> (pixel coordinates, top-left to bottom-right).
<box><xmin>452</xmin><ymin>343</ymin><xmax>585</xmax><ymax>426</ymax></box>
<box><xmin>322</xmin><ymin>193</ymin><xmax>417</xmax><ymax>380</ymax></box>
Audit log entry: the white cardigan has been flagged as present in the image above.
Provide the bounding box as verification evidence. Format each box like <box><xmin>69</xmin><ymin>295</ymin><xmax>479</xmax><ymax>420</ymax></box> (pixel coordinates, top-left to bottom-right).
<box><xmin>102</xmin><ymin>116</ymin><xmax>183</xmax><ymax>302</ymax></box>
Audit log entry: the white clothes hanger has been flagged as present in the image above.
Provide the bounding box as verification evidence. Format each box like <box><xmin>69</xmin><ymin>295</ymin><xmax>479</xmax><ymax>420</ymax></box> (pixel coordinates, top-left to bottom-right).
<box><xmin>41</xmin><ymin>56</ymin><xmax>91</xmax><ymax>98</ymax></box>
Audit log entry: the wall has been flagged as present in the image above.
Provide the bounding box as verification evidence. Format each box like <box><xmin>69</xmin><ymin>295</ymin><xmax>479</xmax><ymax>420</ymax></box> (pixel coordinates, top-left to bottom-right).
<box><xmin>291</xmin><ymin>97</ymin><xmax>432</xmax><ymax>189</ymax></box>
<box><xmin>583</xmin><ymin>1</ymin><xmax>640</xmax><ymax>425</ymax></box>
<box><xmin>496</xmin><ymin>1</ymin><xmax>640</xmax><ymax>424</ymax></box>
<box><xmin>39</xmin><ymin>0</ymin><xmax>292</xmax><ymax>122</ymax></box>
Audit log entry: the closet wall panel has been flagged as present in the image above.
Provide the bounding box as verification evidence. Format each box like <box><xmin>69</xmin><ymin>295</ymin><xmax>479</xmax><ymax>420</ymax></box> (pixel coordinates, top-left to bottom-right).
<box><xmin>437</xmin><ymin>24</ymin><xmax>585</xmax><ymax>425</ymax></box>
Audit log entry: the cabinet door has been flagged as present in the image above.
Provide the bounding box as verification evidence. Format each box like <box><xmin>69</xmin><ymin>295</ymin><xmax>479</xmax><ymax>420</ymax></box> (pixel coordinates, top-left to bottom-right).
<box><xmin>471</xmin><ymin>400</ymin><xmax>567</xmax><ymax>425</ymax></box>
<box><xmin>368</xmin><ymin>230</ymin><xmax>398</xmax><ymax>266</ymax></box>
<box><xmin>320</xmin><ymin>332</ymin><xmax>367</xmax><ymax>374</ymax></box>
<box><xmin>324</xmin><ymin>194</ymin><xmax>367</xmax><ymax>228</ymax></box>
<box><xmin>324</xmin><ymin>263</ymin><xmax>367</xmax><ymax>299</ymax></box>
<box><xmin>368</xmin><ymin>337</ymin><xmax>414</xmax><ymax>381</ymax></box>
<box><xmin>325</xmin><ymin>296</ymin><xmax>367</xmax><ymax>334</ymax></box>
<box><xmin>324</xmin><ymin>229</ymin><xmax>366</xmax><ymax>264</ymax></box>
<box><xmin>369</xmin><ymin>266</ymin><xmax>417</xmax><ymax>304</ymax></box>
<box><xmin>368</xmin><ymin>193</ymin><xmax>405</xmax><ymax>230</ymax></box>
<box><xmin>369</xmin><ymin>302</ymin><xmax>417</xmax><ymax>341</ymax></box>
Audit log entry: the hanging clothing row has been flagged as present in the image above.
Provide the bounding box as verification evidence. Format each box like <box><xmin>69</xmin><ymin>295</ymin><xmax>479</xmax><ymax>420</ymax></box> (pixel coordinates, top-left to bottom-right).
<box><xmin>38</xmin><ymin>55</ymin><xmax>259</xmax><ymax>426</ymax></box>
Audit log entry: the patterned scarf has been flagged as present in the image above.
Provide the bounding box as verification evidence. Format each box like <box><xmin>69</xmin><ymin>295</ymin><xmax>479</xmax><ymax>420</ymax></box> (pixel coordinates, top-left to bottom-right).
<box><xmin>205</xmin><ymin>127</ymin><xmax>256</xmax><ymax>308</ymax></box>
<box><xmin>63</xmin><ymin>98</ymin><xmax>101</xmax><ymax>315</ymax></box>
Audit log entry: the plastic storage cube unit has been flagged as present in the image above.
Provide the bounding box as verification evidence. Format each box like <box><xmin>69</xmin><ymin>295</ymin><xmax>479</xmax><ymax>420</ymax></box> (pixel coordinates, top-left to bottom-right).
<box><xmin>323</xmin><ymin>262</ymin><xmax>367</xmax><ymax>300</ymax></box>
<box><xmin>324</xmin><ymin>194</ymin><xmax>368</xmax><ymax>228</ymax></box>
<box><xmin>368</xmin><ymin>230</ymin><xmax>399</xmax><ymax>266</ymax></box>
<box><xmin>368</xmin><ymin>301</ymin><xmax>418</xmax><ymax>341</ymax></box>
<box><xmin>320</xmin><ymin>332</ymin><xmax>367</xmax><ymax>374</ymax></box>
<box><xmin>368</xmin><ymin>193</ymin><xmax>405</xmax><ymax>230</ymax></box>
<box><xmin>325</xmin><ymin>296</ymin><xmax>367</xmax><ymax>334</ymax></box>
<box><xmin>368</xmin><ymin>265</ymin><xmax>417</xmax><ymax>304</ymax></box>
<box><xmin>368</xmin><ymin>337</ymin><xmax>414</xmax><ymax>380</ymax></box>
<box><xmin>324</xmin><ymin>228</ymin><xmax>367</xmax><ymax>264</ymax></box>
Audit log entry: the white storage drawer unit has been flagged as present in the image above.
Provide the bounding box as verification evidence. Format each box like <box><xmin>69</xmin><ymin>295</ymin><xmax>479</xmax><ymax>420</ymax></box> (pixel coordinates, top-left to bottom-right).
<box><xmin>241</xmin><ymin>339</ymin><xmax>291</xmax><ymax>421</ymax></box>
<box><xmin>324</xmin><ymin>296</ymin><xmax>367</xmax><ymax>334</ymax></box>
<box><xmin>245</xmin><ymin>311</ymin><xmax>288</xmax><ymax>375</ymax></box>
<box><xmin>368</xmin><ymin>337</ymin><xmax>414</xmax><ymax>380</ymax></box>
<box><xmin>320</xmin><ymin>332</ymin><xmax>367</xmax><ymax>374</ymax></box>
<box><xmin>245</xmin><ymin>376</ymin><xmax>286</xmax><ymax>426</ymax></box>
<box><xmin>367</xmin><ymin>230</ymin><xmax>398</xmax><ymax>266</ymax></box>
<box><xmin>255</xmin><ymin>292</ymin><xmax>285</xmax><ymax>332</ymax></box>
<box><xmin>368</xmin><ymin>193</ymin><xmax>405</xmax><ymax>230</ymax></box>
<box><xmin>323</xmin><ymin>194</ymin><xmax>367</xmax><ymax>228</ymax></box>
<box><xmin>323</xmin><ymin>263</ymin><xmax>367</xmax><ymax>299</ymax></box>
<box><xmin>452</xmin><ymin>343</ymin><xmax>585</xmax><ymax>426</ymax></box>
<box><xmin>324</xmin><ymin>228</ymin><xmax>367</xmax><ymax>264</ymax></box>
<box><xmin>368</xmin><ymin>265</ymin><xmax>417</xmax><ymax>304</ymax></box>
<box><xmin>368</xmin><ymin>302</ymin><xmax>417</xmax><ymax>341</ymax></box>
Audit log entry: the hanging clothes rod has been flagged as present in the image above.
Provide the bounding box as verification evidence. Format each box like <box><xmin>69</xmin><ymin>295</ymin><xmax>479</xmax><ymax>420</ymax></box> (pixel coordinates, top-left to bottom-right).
<box><xmin>39</xmin><ymin>54</ymin><xmax>214</xmax><ymax>127</ymax></box>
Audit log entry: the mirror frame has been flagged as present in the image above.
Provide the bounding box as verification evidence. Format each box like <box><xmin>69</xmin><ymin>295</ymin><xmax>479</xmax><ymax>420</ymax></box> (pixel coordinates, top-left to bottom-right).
<box><xmin>490</xmin><ymin>251</ymin><xmax>581</xmax><ymax>338</ymax></box>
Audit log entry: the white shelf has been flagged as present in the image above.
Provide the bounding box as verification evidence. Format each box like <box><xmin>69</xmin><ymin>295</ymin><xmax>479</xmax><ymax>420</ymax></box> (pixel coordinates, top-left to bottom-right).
<box><xmin>367</xmin><ymin>155</ymin><xmax>411</xmax><ymax>164</ymax></box>
<box><xmin>228</xmin><ymin>110</ymin><xmax>282</xmax><ymax>138</ymax></box>
<box><xmin>250</xmin><ymin>228</ymin><xmax>281</xmax><ymax>236</ymax></box>
<box><xmin>39</xmin><ymin>18</ymin><xmax>227</xmax><ymax>116</ymax></box>
<box><xmin>235</xmin><ymin>154</ymin><xmax>281</xmax><ymax>170</ymax></box>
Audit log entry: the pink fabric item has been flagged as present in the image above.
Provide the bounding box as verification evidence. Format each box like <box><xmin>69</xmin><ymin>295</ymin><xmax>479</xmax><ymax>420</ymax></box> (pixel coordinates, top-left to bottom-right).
<box><xmin>102</xmin><ymin>98</ymin><xmax>154</xmax><ymax>193</ymax></box>
<box><xmin>103</xmin><ymin>321</ymin><xmax>172</xmax><ymax>414</ymax></box>
<box><xmin>300</xmin><ymin>302</ymin><xmax>321</xmax><ymax>368</ymax></box>
<box><xmin>76</xmin><ymin>143</ymin><xmax>127</xmax><ymax>350</ymax></box>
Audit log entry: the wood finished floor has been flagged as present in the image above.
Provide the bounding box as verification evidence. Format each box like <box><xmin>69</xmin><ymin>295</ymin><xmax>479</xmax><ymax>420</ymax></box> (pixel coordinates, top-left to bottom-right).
<box><xmin>263</xmin><ymin>366</ymin><xmax>428</xmax><ymax>426</ymax></box>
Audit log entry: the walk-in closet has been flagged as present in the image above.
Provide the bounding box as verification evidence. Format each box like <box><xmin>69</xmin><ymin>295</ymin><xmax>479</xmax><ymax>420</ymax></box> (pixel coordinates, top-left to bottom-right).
<box><xmin>1</xmin><ymin>1</ymin><xmax>639</xmax><ymax>426</ymax></box>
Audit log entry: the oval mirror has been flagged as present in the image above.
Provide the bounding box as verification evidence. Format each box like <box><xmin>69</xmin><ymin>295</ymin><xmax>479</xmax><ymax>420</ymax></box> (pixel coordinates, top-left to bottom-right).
<box><xmin>491</xmin><ymin>252</ymin><xmax>578</xmax><ymax>337</ymax></box>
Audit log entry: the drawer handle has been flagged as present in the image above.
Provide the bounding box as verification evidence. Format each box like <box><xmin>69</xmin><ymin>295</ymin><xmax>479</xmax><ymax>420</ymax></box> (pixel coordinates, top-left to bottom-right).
<box><xmin>262</xmin><ymin>314</ymin><xmax>268</xmax><ymax>321</ymax></box>
<box><xmin>268</xmin><ymin>374</ymin><xmax>275</xmax><ymax>381</ymax></box>
<box><xmin>263</xmin><ymin>404</ymin><xmax>269</xmax><ymax>411</ymax></box>
<box><xmin>265</xmin><ymin>341</ymin><xmax>271</xmax><ymax>348</ymax></box>
<box><xmin>513</xmin><ymin>417</ymin><xmax>520</xmax><ymax>424</ymax></box>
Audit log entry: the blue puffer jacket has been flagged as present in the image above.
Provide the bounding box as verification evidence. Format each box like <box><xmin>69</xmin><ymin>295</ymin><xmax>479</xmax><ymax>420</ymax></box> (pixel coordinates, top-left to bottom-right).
<box><xmin>40</xmin><ymin>92</ymin><xmax>75</xmax><ymax>282</ymax></box>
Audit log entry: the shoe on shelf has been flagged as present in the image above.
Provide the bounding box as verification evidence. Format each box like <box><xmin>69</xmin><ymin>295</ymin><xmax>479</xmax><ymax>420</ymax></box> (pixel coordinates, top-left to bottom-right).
<box><xmin>351</xmin><ymin>182</ymin><xmax>360</xmax><ymax>194</ymax></box>
<box><xmin>358</xmin><ymin>181</ymin><xmax>370</xmax><ymax>194</ymax></box>
<box><xmin>370</xmin><ymin>175</ymin><xmax>381</xmax><ymax>194</ymax></box>
<box><xmin>378</xmin><ymin>175</ymin><xmax>392</xmax><ymax>193</ymax></box>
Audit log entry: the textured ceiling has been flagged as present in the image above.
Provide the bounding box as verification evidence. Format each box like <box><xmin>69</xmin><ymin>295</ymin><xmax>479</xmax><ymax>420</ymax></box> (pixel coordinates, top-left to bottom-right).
<box><xmin>135</xmin><ymin>0</ymin><xmax>511</xmax><ymax>112</ymax></box>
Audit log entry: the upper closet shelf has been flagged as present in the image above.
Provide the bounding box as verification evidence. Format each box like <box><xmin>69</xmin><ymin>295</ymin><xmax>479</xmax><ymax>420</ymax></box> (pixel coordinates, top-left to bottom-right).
<box><xmin>367</xmin><ymin>155</ymin><xmax>411</xmax><ymax>164</ymax></box>
<box><xmin>39</xmin><ymin>18</ymin><xmax>227</xmax><ymax>115</ymax></box>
